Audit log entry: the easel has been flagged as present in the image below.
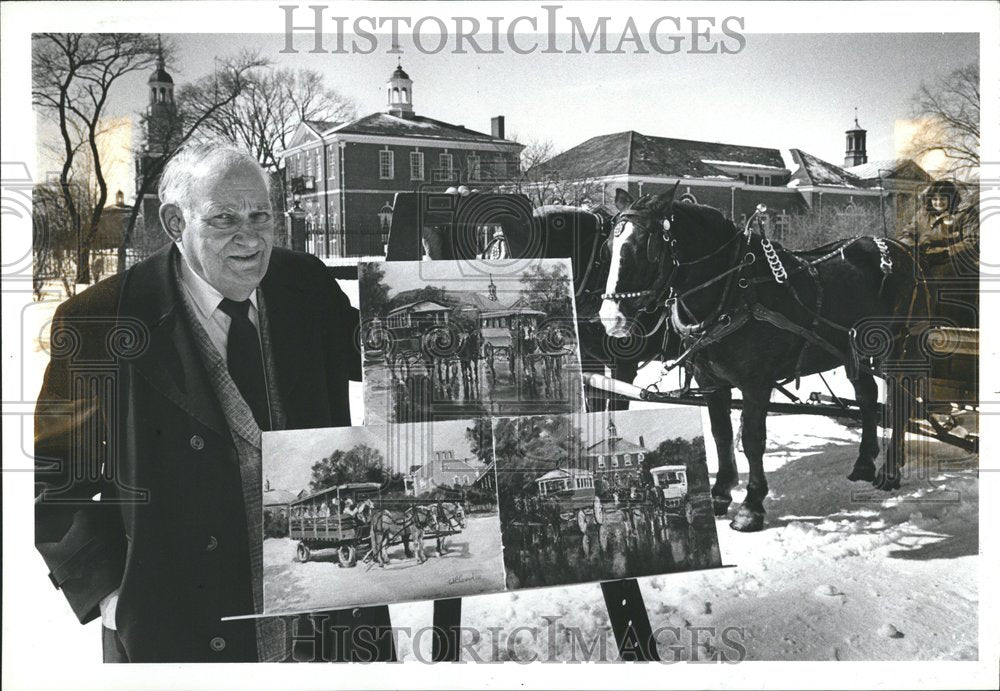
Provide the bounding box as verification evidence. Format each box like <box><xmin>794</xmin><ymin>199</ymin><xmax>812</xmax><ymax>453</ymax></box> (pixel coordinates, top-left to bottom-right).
<box><xmin>329</xmin><ymin>261</ymin><xmax>657</xmax><ymax>663</ymax></box>
<box><xmin>426</xmin><ymin>582</ymin><xmax>657</xmax><ymax>661</ymax></box>
<box><xmin>345</xmin><ymin>585</ymin><xmax>655</xmax><ymax>662</ymax></box>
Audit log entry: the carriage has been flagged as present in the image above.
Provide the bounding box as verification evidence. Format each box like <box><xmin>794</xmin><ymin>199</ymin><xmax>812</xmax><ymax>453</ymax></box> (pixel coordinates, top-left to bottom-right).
<box><xmin>649</xmin><ymin>465</ymin><xmax>697</xmax><ymax>524</ymax></box>
<box><xmin>289</xmin><ymin>482</ymin><xmax>381</xmax><ymax>567</ymax></box>
<box><xmin>535</xmin><ymin>468</ymin><xmax>604</xmax><ymax>534</ymax></box>
<box><xmin>288</xmin><ymin>482</ymin><xmax>468</xmax><ymax>567</ymax></box>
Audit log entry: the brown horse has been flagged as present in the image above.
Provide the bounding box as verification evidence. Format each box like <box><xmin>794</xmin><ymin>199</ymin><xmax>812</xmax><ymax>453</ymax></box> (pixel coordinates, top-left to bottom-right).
<box><xmin>601</xmin><ymin>187</ymin><xmax>922</xmax><ymax>532</ymax></box>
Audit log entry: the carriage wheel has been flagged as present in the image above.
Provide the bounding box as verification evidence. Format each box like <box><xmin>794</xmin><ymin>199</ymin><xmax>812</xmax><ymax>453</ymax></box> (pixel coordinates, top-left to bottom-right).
<box><xmin>338</xmin><ymin>544</ymin><xmax>357</xmax><ymax>568</ymax></box>
<box><xmin>684</xmin><ymin>496</ymin><xmax>696</xmax><ymax>525</ymax></box>
<box><xmin>577</xmin><ymin>509</ymin><xmax>588</xmax><ymax>534</ymax></box>
<box><xmin>593</xmin><ymin>496</ymin><xmax>604</xmax><ymax>525</ymax></box>
<box><xmin>296</xmin><ymin>542</ymin><xmax>311</xmax><ymax>563</ymax></box>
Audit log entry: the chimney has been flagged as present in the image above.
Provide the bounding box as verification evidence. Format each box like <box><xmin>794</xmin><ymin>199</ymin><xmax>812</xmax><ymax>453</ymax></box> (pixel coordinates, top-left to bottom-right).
<box><xmin>491</xmin><ymin>115</ymin><xmax>505</xmax><ymax>140</ymax></box>
<box><xmin>639</xmin><ymin>436</ymin><xmax>645</xmax><ymax>449</ymax></box>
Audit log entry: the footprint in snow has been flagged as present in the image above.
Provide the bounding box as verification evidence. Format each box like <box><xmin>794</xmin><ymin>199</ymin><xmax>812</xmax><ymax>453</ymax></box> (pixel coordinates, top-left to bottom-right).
<box><xmin>877</xmin><ymin>623</ymin><xmax>904</xmax><ymax>639</ymax></box>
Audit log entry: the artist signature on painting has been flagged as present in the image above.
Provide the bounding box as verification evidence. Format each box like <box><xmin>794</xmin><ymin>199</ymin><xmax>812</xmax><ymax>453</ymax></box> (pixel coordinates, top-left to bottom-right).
<box><xmin>447</xmin><ymin>573</ymin><xmax>481</xmax><ymax>586</ymax></box>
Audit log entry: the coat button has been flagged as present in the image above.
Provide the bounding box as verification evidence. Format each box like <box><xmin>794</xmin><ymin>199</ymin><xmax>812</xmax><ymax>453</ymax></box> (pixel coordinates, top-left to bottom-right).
<box><xmin>205</xmin><ymin>535</ymin><xmax>218</xmax><ymax>552</ymax></box>
<box><xmin>210</xmin><ymin>636</ymin><xmax>226</xmax><ymax>652</ymax></box>
<box><xmin>190</xmin><ymin>435</ymin><xmax>205</xmax><ymax>450</ymax></box>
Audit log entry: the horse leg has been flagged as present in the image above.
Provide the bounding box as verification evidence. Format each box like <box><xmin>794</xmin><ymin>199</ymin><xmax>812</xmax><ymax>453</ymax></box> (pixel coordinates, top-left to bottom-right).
<box><xmin>731</xmin><ymin>387</ymin><xmax>771</xmax><ymax>532</ymax></box>
<box><xmin>847</xmin><ymin>373</ymin><xmax>879</xmax><ymax>482</ymax></box>
<box><xmin>402</xmin><ymin>529</ymin><xmax>413</xmax><ymax>558</ymax></box>
<box><xmin>707</xmin><ymin>387</ymin><xmax>738</xmax><ymax>517</ymax></box>
<box><xmin>875</xmin><ymin>373</ymin><xmax>907</xmax><ymax>491</ymax></box>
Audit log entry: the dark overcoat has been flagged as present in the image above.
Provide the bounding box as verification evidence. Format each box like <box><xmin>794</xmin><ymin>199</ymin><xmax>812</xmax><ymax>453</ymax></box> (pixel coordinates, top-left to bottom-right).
<box><xmin>34</xmin><ymin>244</ymin><xmax>387</xmax><ymax>662</ymax></box>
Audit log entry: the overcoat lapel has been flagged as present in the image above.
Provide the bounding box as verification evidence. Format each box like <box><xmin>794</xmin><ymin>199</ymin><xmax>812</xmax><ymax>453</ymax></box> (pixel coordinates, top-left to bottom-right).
<box><xmin>118</xmin><ymin>244</ymin><xmax>229</xmax><ymax>439</ymax></box>
<box><xmin>258</xmin><ymin>270</ymin><xmax>312</xmax><ymax>404</ymax></box>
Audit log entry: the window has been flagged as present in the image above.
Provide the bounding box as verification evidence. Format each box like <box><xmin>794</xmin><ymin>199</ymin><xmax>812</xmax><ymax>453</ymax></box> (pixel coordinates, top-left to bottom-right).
<box><xmin>597</xmin><ymin>456</ymin><xmax>606</xmax><ymax>469</ymax></box>
<box><xmin>410</xmin><ymin>151</ymin><xmax>424</xmax><ymax>180</ymax></box>
<box><xmin>439</xmin><ymin>152</ymin><xmax>454</xmax><ymax>177</ymax></box>
<box><xmin>624</xmin><ymin>454</ymin><xmax>632</xmax><ymax>467</ymax></box>
<box><xmin>327</xmin><ymin>145</ymin><xmax>336</xmax><ymax>179</ymax></box>
<box><xmin>305</xmin><ymin>150</ymin><xmax>313</xmax><ymax>177</ymax></box>
<box><xmin>467</xmin><ymin>154</ymin><xmax>481</xmax><ymax>181</ymax></box>
<box><xmin>761</xmin><ymin>175</ymin><xmax>771</xmax><ymax>186</ymax></box>
<box><xmin>611</xmin><ymin>456</ymin><xmax>619</xmax><ymax>468</ymax></box>
<box><xmin>379</xmin><ymin>150</ymin><xmax>394</xmax><ymax>180</ymax></box>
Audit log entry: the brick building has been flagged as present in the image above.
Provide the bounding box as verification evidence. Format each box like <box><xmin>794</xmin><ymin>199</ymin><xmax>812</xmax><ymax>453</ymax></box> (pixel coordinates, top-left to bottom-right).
<box><xmin>529</xmin><ymin>118</ymin><xmax>930</xmax><ymax>242</ymax></box>
<box><xmin>577</xmin><ymin>419</ymin><xmax>648</xmax><ymax>490</ymax></box>
<box><xmin>280</xmin><ymin>62</ymin><xmax>524</xmax><ymax>258</ymax></box>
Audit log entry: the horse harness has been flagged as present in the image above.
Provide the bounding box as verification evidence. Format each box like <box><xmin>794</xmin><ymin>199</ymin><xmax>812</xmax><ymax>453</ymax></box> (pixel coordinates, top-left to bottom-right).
<box><xmin>610</xmin><ymin>206</ymin><xmax>901</xmax><ymax>381</ymax></box>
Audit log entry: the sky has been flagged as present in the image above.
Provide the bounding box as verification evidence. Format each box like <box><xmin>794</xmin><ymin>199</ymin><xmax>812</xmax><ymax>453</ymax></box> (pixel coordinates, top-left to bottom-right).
<box><xmin>39</xmin><ymin>31</ymin><xmax>978</xmax><ymax>201</ymax></box>
<box><xmin>263</xmin><ymin>419</ymin><xmax>477</xmax><ymax>494</ymax></box>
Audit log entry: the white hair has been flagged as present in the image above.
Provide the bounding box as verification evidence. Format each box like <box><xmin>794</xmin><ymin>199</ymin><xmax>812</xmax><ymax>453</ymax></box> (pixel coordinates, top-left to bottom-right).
<box><xmin>158</xmin><ymin>144</ymin><xmax>270</xmax><ymax>208</ymax></box>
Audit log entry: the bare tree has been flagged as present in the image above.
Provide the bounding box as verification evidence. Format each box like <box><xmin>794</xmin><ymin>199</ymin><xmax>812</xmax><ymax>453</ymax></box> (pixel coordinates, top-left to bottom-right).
<box><xmin>117</xmin><ymin>50</ymin><xmax>270</xmax><ymax>269</ymax></box>
<box><xmin>904</xmin><ymin>63</ymin><xmax>980</xmax><ymax>181</ymax></box>
<box><xmin>508</xmin><ymin>136</ymin><xmax>607</xmax><ymax>208</ymax></box>
<box><xmin>33</xmin><ymin>33</ymin><xmax>163</xmax><ymax>284</ymax></box>
<box><xmin>197</xmin><ymin>67</ymin><xmax>356</xmax><ymax>173</ymax></box>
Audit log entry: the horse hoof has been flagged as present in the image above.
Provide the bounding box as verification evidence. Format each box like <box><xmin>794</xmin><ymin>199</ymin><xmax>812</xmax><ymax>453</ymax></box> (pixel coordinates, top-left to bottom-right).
<box><xmin>729</xmin><ymin>506</ymin><xmax>765</xmax><ymax>532</ymax></box>
<box><xmin>847</xmin><ymin>463</ymin><xmax>876</xmax><ymax>483</ymax></box>
<box><xmin>712</xmin><ymin>498</ymin><xmax>732</xmax><ymax>517</ymax></box>
<box><xmin>873</xmin><ymin>468</ymin><xmax>902</xmax><ymax>491</ymax></box>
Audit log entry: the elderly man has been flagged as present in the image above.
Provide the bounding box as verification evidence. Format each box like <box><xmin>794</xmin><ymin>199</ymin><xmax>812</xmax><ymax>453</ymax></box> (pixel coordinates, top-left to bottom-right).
<box><xmin>34</xmin><ymin>145</ymin><xmax>392</xmax><ymax>662</ymax></box>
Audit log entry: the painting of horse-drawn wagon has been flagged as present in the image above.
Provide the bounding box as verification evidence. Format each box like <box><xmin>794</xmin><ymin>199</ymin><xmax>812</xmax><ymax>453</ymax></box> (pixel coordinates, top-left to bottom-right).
<box><xmin>359</xmin><ymin>259</ymin><xmax>585</xmax><ymax>424</ymax></box>
<box><xmin>495</xmin><ymin>409</ymin><xmax>721</xmax><ymax>590</ymax></box>
<box><xmin>261</xmin><ymin>420</ymin><xmax>505</xmax><ymax>614</ymax></box>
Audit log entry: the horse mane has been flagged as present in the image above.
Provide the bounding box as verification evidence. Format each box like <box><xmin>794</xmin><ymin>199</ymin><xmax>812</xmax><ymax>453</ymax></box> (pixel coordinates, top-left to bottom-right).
<box><xmin>669</xmin><ymin>200</ymin><xmax>739</xmax><ymax>245</ymax></box>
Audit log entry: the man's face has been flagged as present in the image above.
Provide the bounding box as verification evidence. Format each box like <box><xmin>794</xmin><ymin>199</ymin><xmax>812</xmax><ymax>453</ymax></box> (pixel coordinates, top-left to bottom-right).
<box><xmin>176</xmin><ymin>161</ymin><xmax>273</xmax><ymax>300</ymax></box>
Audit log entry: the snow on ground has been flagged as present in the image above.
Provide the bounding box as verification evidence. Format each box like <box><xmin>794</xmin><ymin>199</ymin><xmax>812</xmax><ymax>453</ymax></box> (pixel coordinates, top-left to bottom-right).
<box><xmin>393</xmin><ymin>414</ymin><xmax>979</xmax><ymax>662</ymax></box>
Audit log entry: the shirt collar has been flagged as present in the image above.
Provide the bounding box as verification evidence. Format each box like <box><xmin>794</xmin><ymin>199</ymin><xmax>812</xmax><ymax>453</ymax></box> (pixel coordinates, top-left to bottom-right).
<box><xmin>177</xmin><ymin>250</ymin><xmax>258</xmax><ymax>321</ymax></box>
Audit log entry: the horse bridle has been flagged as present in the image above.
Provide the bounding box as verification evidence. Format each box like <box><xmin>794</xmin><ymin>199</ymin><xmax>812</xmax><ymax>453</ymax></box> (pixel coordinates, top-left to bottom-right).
<box><xmin>599</xmin><ymin>209</ymin><xmax>679</xmax><ymax>312</ymax></box>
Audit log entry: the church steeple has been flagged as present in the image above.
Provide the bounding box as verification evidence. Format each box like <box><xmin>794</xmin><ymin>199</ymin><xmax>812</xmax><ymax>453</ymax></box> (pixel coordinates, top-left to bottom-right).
<box><xmin>386</xmin><ymin>60</ymin><xmax>414</xmax><ymax>118</ymax></box>
<box><xmin>607</xmin><ymin>418</ymin><xmax>620</xmax><ymax>440</ymax></box>
<box><xmin>145</xmin><ymin>37</ymin><xmax>176</xmax><ymax>154</ymax></box>
<box><xmin>844</xmin><ymin>108</ymin><xmax>868</xmax><ymax>167</ymax></box>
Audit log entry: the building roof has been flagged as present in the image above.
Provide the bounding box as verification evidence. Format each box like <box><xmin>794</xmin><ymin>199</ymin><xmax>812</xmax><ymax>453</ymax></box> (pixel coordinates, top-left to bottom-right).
<box><xmin>787</xmin><ymin>149</ymin><xmax>865</xmax><ymax>188</ymax></box>
<box><xmin>411</xmin><ymin>456</ymin><xmax>480</xmax><ymax>481</ymax></box>
<box><xmin>585</xmin><ymin>437</ymin><xmax>646</xmax><ymax>456</ymax></box>
<box><xmin>387</xmin><ymin>299</ymin><xmax>451</xmax><ymax>316</ymax></box>
<box><xmin>391</xmin><ymin>65</ymin><xmax>410</xmax><ymax>80</ymax></box>
<box><xmin>148</xmin><ymin>67</ymin><xmax>173</xmax><ymax>84</ymax></box>
<box><xmin>532</xmin><ymin>130</ymin><xmax>788</xmax><ymax>181</ymax></box>
<box><xmin>844</xmin><ymin>159</ymin><xmax>931</xmax><ymax>182</ymax></box>
<box><xmin>326</xmin><ymin>112</ymin><xmax>517</xmax><ymax>144</ymax></box>
<box><xmin>263</xmin><ymin>489</ymin><xmax>296</xmax><ymax>507</ymax></box>
<box><xmin>304</xmin><ymin>119</ymin><xmax>340</xmax><ymax>134</ymax></box>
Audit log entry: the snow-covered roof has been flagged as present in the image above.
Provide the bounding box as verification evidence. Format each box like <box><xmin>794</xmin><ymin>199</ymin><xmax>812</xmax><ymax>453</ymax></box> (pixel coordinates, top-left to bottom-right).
<box><xmin>531</xmin><ymin>130</ymin><xmax>786</xmax><ymax>181</ymax></box>
<box><xmin>325</xmin><ymin>112</ymin><xmax>519</xmax><ymax>144</ymax></box>
<box><xmin>787</xmin><ymin>149</ymin><xmax>864</xmax><ymax>189</ymax></box>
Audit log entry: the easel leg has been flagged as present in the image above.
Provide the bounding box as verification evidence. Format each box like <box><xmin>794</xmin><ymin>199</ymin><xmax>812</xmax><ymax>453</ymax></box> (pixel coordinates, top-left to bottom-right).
<box><xmin>601</xmin><ymin>579</ymin><xmax>659</xmax><ymax>661</ymax></box>
<box><xmin>432</xmin><ymin>598</ymin><xmax>463</xmax><ymax>662</ymax></box>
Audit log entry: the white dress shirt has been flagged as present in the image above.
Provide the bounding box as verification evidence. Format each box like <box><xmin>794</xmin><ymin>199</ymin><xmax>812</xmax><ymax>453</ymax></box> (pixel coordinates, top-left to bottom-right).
<box><xmin>177</xmin><ymin>253</ymin><xmax>259</xmax><ymax>360</ymax></box>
